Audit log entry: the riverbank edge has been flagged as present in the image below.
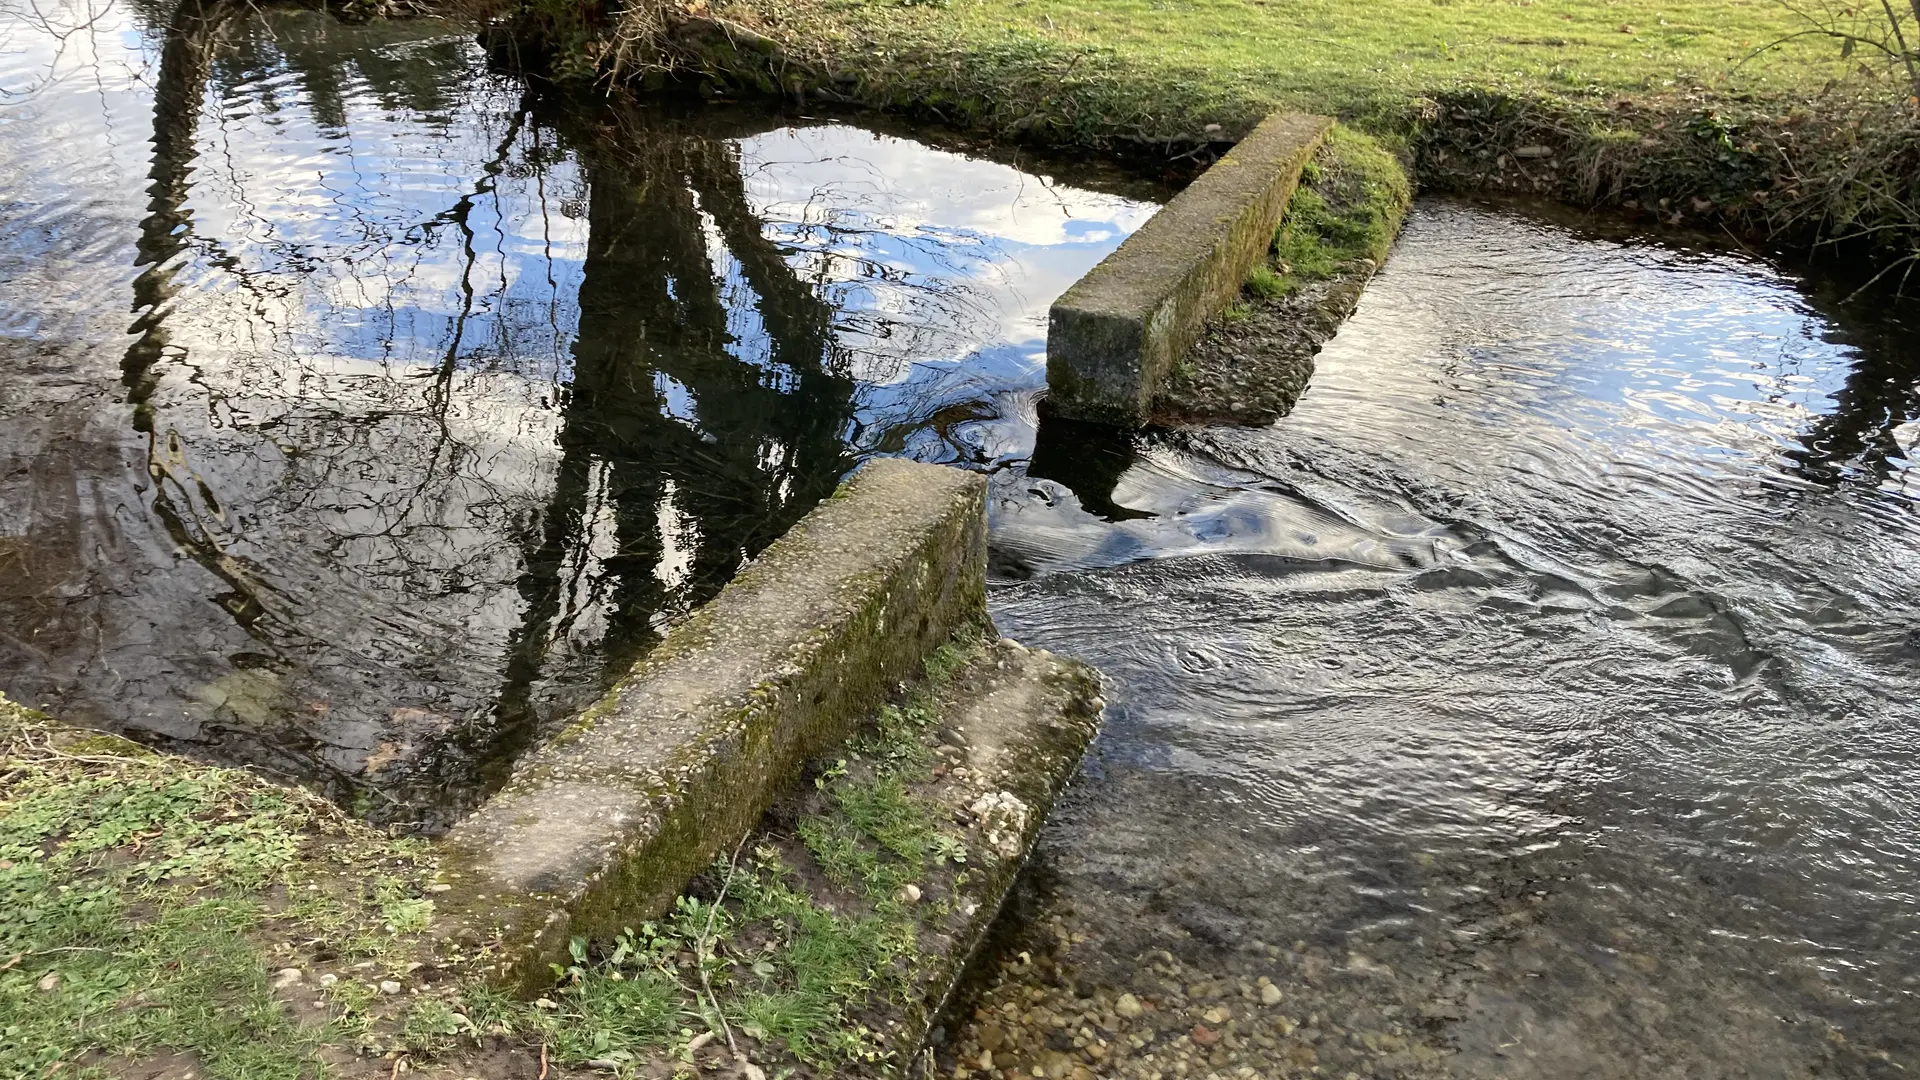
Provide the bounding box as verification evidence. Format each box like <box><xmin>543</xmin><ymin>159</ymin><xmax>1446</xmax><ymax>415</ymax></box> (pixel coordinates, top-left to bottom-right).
<box><xmin>490</xmin><ymin>0</ymin><xmax>1920</xmax><ymax>282</ymax></box>
<box><xmin>1</xmin><ymin>628</ymin><xmax>1104</xmax><ymax>1078</ymax></box>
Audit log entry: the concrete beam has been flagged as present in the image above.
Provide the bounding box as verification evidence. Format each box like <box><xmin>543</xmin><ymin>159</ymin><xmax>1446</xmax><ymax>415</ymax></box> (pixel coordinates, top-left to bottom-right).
<box><xmin>1045</xmin><ymin>112</ymin><xmax>1332</xmax><ymax>426</ymax></box>
<box><xmin>641</xmin><ymin>637</ymin><xmax>1104</xmax><ymax>1079</ymax></box>
<box><xmin>433</xmin><ymin>458</ymin><xmax>989</xmax><ymax>994</ymax></box>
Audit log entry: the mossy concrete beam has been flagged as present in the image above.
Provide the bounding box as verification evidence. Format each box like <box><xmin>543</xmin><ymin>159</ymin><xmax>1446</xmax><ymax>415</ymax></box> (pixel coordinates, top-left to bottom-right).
<box><xmin>730</xmin><ymin>638</ymin><xmax>1104</xmax><ymax>1079</ymax></box>
<box><xmin>1046</xmin><ymin>112</ymin><xmax>1332</xmax><ymax>426</ymax></box>
<box><xmin>433</xmin><ymin>458</ymin><xmax>989</xmax><ymax>995</ymax></box>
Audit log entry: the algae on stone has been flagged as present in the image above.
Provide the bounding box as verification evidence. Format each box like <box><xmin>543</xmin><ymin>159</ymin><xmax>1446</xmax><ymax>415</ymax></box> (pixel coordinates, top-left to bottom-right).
<box><xmin>1154</xmin><ymin>123</ymin><xmax>1413</xmax><ymax>427</ymax></box>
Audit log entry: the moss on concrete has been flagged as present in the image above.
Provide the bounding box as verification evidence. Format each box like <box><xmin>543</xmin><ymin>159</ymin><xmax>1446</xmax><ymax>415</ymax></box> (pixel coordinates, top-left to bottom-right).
<box><xmin>1045</xmin><ymin>111</ymin><xmax>1331</xmax><ymax>427</ymax></box>
<box><xmin>1266</xmin><ymin>125</ymin><xmax>1412</xmax><ymax>294</ymax></box>
<box><xmin>435</xmin><ymin>459</ymin><xmax>991</xmax><ymax>997</ymax></box>
<box><xmin>471</xmin><ymin>633</ymin><xmax>1104</xmax><ymax>1079</ymax></box>
<box><xmin>1154</xmin><ymin>123</ymin><xmax>1414</xmax><ymax>426</ymax></box>
<box><xmin>1</xmin><ymin>624</ymin><xmax>1104</xmax><ymax>1080</ymax></box>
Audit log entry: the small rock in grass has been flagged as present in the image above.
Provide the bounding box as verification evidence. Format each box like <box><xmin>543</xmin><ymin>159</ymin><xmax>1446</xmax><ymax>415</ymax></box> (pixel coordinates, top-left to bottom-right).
<box><xmin>426</xmin><ymin>883</ymin><xmax>452</xmax><ymax>893</ymax></box>
<box><xmin>37</xmin><ymin>972</ymin><xmax>59</xmax><ymax>993</ymax></box>
<box><xmin>272</xmin><ymin>968</ymin><xmax>304</xmax><ymax>989</ymax></box>
<box><xmin>378</xmin><ymin>980</ymin><xmax>402</xmax><ymax>995</ymax></box>
<box><xmin>900</xmin><ymin>883</ymin><xmax>922</xmax><ymax>904</ymax></box>
<box><xmin>318</xmin><ymin>973</ymin><xmax>339</xmax><ymax>987</ymax></box>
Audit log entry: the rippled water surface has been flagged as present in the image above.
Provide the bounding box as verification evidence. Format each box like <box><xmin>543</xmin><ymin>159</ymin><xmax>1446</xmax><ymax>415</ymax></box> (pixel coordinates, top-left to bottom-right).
<box><xmin>984</xmin><ymin>203</ymin><xmax>1920</xmax><ymax>1076</ymax></box>
<box><xmin>0</xmin><ymin>0</ymin><xmax>1157</xmax><ymax>823</ymax></box>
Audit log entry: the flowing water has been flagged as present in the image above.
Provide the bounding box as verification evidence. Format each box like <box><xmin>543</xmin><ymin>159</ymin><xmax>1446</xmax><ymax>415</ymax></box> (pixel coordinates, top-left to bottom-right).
<box><xmin>3</xmin><ymin>2</ymin><xmax>1919</xmax><ymax>1074</ymax></box>
<box><xmin>978</xmin><ymin>204</ymin><xmax>1920</xmax><ymax>1076</ymax></box>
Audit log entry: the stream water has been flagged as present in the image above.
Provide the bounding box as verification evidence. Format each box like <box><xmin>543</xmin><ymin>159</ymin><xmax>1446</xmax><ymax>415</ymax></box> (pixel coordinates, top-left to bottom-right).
<box><xmin>3</xmin><ymin>1</ymin><xmax>1918</xmax><ymax>1075</ymax></box>
<box><xmin>981</xmin><ymin>204</ymin><xmax>1920</xmax><ymax>1076</ymax></box>
<box><xmin>0</xmin><ymin>0</ymin><xmax>1157</xmax><ymax>825</ymax></box>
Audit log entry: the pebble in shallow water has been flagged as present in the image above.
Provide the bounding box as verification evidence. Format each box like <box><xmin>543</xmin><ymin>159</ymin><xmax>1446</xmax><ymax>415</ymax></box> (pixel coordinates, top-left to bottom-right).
<box><xmin>938</xmin><ymin>919</ymin><xmax>1450</xmax><ymax>1080</ymax></box>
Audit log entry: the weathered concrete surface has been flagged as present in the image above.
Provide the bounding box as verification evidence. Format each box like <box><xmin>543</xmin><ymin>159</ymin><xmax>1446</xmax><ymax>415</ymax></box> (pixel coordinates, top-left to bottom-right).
<box><xmin>669</xmin><ymin>637</ymin><xmax>1105</xmax><ymax>1079</ymax></box>
<box><xmin>434</xmin><ymin>458</ymin><xmax>989</xmax><ymax>994</ymax></box>
<box><xmin>880</xmin><ymin>640</ymin><xmax>1103</xmax><ymax>1078</ymax></box>
<box><xmin>1046</xmin><ymin>112</ymin><xmax>1332</xmax><ymax>426</ymax></box>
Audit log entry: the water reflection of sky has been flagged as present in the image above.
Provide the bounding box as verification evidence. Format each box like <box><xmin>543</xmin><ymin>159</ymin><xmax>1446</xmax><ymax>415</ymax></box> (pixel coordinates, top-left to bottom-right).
<box><xmin>0</xmin><ymin>0</ymin><xmax>1159</xmax><ymax>818</ymax></box>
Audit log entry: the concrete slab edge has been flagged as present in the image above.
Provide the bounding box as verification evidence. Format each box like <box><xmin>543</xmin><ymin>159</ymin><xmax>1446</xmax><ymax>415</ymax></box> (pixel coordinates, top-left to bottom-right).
<box><xmin>602</xmin><ymin>635</ymin><xmax>1106</xmax><ymax>1079</ymax></box>
<box><xmin>432</xmin><ymin>458</ymin><xmax>990</xmax><ymax>994</ymax></box>
<box><xmin>1046</xmin><ymin>111</ymin><xmax>1333</xmax><ymax>426</ymax></box>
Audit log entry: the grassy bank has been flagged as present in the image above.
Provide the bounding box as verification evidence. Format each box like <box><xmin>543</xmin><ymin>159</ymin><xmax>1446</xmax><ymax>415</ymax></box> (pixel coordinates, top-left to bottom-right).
<box><xmin>509</xmin><ymin>0</ymin><xmax>1920</xmax><ymax>274</ymax></box>
<box><xmin>1</xmin><ymin>632</ymin><xmax>1051</xmax><ymax>1079</ymax></box>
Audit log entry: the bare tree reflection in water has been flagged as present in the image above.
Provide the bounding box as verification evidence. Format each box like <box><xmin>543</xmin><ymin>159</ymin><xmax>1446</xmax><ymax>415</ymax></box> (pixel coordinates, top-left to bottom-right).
<box><xmin>471</xmin><ymin>105</ymin><xmax>859</xmax><ymax>802</ymax></box>
<box><xmin>1</xmin><ymin>0</ymin><xmax>1149</xmax><ymax>825</ymax></box>
<box><xmin>97</xmin><ymin>3</ymin><xmax>866</xmax><ymax>826</ymax></box>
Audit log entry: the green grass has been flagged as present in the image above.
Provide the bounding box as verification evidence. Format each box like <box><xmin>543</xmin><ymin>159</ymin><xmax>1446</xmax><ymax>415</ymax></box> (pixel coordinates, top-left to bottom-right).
<box><xmin>645</xmin><ymin>0</ymin><xmax>1920</xmax><ymax>267</ymax></box>
<box><xmin>713</xmin><ymin>0</ymin><xmax>1855</xmax><ymax>136</ymax></box>
<box><xmin>0</xmin><ymin>696</ymin><xmax>443</xmax><ymax>1079</ymax></box>
<box><xmin>1262</xmin><ymin>123</ymin><xmax>1413</xmax><ymax>294</ymax></box>
<box><xmin>1</xmin><ymin>631</ymin><xmax>992</xmax><ymax>1079</ymax></box>
<box><xmin>849</xmin><ymin>0</ymin><xmax>1836</xmax><ymax>112</ymax></box>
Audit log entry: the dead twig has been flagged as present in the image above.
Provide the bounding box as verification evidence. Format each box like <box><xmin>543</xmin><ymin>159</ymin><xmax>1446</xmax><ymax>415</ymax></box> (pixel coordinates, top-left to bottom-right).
<box><xmin>695</xmin><ymin>837</ymin><xmax>749</xmax><ymax>1058</ymax></box>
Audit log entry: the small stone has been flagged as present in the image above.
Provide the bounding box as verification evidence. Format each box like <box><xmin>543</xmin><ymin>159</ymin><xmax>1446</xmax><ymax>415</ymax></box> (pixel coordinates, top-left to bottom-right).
<box><xmin>979</xmin><ymin>1022</ymin><xmax>1007</xmax><ymax>1052</ymax></box>
<box><xmin>37</xmin><ymin>972</ymin><xmax>59</xmax><ymax>993</ymax></box>
<box><xmin>900</xmin><ymin>883</ymin><xmax>923</xmax><ymax>904</ymax></box>
<box><xmin>1190</xmin><ymin>1024</ymin><xmax>1220</xmax><ymax>1046</ymax></box>
<box><xmin>378</xmin><ymin>980</ymin><xmax>402</xmax><ymax>995</ymax></box>
<box><xmin>742</xmin><ymin>1064</ymin><xmax>766</xmax><ymax>1080</ymax></box>
<box><xmin>978</xmin><ymin>1049</ymin><xmax>994</xmax><ymax>1071</ymax></box>
<box><xmin>1116</xmin><ymin>994</ymin><xmax>1144</xmax><ymax>1019</ymax></box>
<box><xmin>318</xmin><ymin>973</ymin><xmax>339</xmax><ymax>988</ymax></box>
<box><xmin>1260</xmin><ymin>984</ymin><xmax>1283</xmax><ymax>1006</ymax></box>
<box><xmin>272</xmin><ymin>968</ymin><xmax>304</xmax><ymax>989</ymax></box>
<box><xmin>426</xmin><ymin>883</ymin><xmax>453</xmax><ymax>893</ymax></box>
<box><xmin>1204</xmin><ymin>123</ymin><xmax>1223</xmax><ymax>133</ymax></box>
<box><xmin>1203</xmin><ymin>1007</ymin><xmax>1231</xmax><ymax>1025</ymax></box>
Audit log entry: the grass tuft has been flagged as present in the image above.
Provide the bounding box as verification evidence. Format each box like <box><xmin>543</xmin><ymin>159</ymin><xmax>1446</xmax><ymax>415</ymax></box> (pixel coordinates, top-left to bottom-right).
<box><xmin>0</xmin><ymin>695</ymin><xmax>439</xmax><ymax>1080</ymax></box>
<box><xmin>1259</xmin><ymin>124</ymin><xmax>1413</xmax><ymax>296</ymax></box>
